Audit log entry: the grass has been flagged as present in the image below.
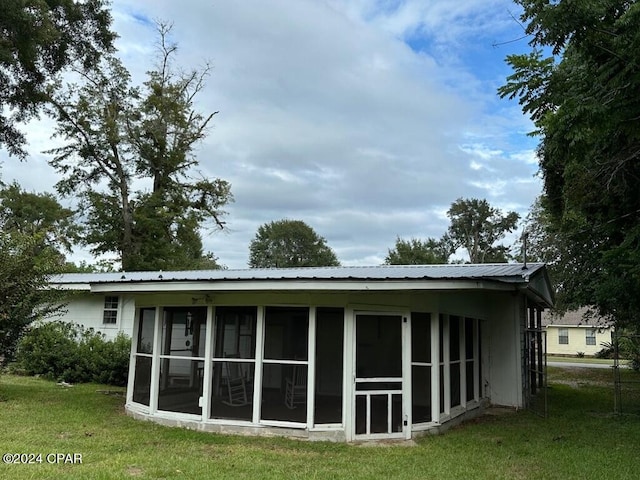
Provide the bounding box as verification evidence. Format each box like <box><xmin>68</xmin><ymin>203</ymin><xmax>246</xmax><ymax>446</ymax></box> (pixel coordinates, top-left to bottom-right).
<box><xmin>547</xmin><ymin>355</ymin><xmax>614</xmax><ymax>365</ymax></box>
<box><xmin>0</xmin><ymin>368</ymin><xmax>639</xmax><ymax>480</ymax></box>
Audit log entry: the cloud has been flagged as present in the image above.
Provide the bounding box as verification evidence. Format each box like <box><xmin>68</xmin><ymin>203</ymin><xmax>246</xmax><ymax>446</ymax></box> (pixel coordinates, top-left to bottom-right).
<box><xmin>0</xmin><ymin>0</ymin><xmax>542</xmax><ymax>269</ymax></box>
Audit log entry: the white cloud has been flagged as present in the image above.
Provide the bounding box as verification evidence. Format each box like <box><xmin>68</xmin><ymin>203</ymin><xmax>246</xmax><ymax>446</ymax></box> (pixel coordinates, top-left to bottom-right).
<box><xmin>0</xmin><ymin>0</ymin><xmax>543</xmax><ymax>269</ymax></box>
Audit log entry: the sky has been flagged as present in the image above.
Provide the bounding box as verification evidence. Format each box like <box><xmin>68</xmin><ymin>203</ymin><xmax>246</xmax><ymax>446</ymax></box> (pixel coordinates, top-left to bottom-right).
<box><xmin>0</xmin><ymin>0</ymin><xmax>542</xmax><ymax>269</ymax></box>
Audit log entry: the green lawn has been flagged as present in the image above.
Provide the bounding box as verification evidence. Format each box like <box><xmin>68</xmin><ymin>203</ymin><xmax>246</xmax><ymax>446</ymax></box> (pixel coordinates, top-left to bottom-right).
<box><xmin>1</xmin><ymin>368</ymin><xmax>639</xmax><ymax>480</ymax></box>
<box><xmin>547</xmin><ymin>355</ymin><xmax>615</xmax><ymax>365</ymax></box>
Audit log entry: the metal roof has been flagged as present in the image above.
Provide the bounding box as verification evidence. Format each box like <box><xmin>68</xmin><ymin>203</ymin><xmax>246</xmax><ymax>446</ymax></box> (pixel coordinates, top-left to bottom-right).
<box><xmin>50</xmin><ymin>263</ymin><xmax>553</xmax><ymax>307</ymax></box>
<box><xmin>52</xmin><ymin>263</ymin><xmax>545</xmax><ymax>284</ymax></box>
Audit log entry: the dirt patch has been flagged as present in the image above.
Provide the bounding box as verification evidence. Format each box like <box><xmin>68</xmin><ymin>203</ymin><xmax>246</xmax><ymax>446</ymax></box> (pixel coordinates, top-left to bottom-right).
<box><xmin>126</xmin><ymin>466</ymin><xmax>144</xmax><ymax>477</ymax></box>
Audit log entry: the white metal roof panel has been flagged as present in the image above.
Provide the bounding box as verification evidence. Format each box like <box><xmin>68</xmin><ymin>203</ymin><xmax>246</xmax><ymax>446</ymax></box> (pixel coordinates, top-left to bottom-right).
<box><xmin>50</xmin><ymin>263</ymin><xmax>553</xmax><ymax>307</ymax></box>
<box><xmin>51</xmin><ymin>263</ymin><xmax>544</xmax><ymax>284</ymax></box>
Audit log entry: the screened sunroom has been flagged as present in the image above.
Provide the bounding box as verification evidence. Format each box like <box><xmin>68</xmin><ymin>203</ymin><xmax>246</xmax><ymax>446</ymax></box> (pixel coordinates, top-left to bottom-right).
<box><xmin>52</xmin><ymin>264</ymin><xmax>554</xmax><ymax>442</ymax></box>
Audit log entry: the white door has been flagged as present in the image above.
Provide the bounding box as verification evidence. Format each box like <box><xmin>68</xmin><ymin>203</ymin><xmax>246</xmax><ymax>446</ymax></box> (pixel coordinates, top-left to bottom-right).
<box><xmin>353</xmin><ymin>313</ymin><xmax>407</xmax><ymax>439</ymax></box>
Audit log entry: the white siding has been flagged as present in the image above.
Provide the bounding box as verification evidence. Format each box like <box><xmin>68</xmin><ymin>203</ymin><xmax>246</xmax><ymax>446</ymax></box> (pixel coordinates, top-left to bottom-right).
<box><xmin>486</xmin><ymin>295</ymin><xmax>523</xmax><ymax>407</ymax></box>
<box><xmin>47</xmin><ymin>293</ymin><xmax>135</xmax><ymax>340</ymax></box>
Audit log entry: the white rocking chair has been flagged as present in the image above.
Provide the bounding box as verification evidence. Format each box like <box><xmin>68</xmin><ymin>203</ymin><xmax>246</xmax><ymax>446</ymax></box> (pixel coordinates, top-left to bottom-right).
<box><xmin>222</xmin><ymin>355</ymin><xmax>249</xmax><ymax>407</ymax></box>
<box><xmin>284</xmin><ymin>365</ymin><xmax>307</xmax><ymax>409</ymax></box>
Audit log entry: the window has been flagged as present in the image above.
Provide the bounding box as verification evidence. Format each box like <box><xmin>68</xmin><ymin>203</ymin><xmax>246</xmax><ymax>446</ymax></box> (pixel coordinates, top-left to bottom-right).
<box><xmin>558</xmin><ymin>328</ymin><xmax>569</xmax><ymax>345</ymax></box>
<box><xmin>158</xmin><ymin>307</ymin><xmax>207</xmax><ymax>415</ymax></box>
<box><xmin>261</xmin><ymin>307</ymin><xmax>309</xmax><ymax>424</ymax></box>
<box><xmin>314</xmin><ymin>307</ymin><xmax>344</xmax><ymax>425</ymax></box>
<box><xmin>103</xmin><ymin>296</ymin><xmax>119</xmax><ymax>324</ymax></box>
<box><xmin>133</xmin><ymin>308</ymin><xmax>155</xmax><ymax>406</ymax></box>
<box><xmin>586</xmin><ymin>329</ymin><xmax>596</xmax><ymax>346</ymax></box>
<box><xmin>411</xmin><ymin>312</ymin><xmax>432</xmax><ymax>424</ymax></box>
<box><xmin>449</xmin><ymin>316</ymin><xmax>461</xmax><ymax>408</ymax></box>
<box><xmin>211</xmin><ymin>306</ymin><xmax>257</xmax><ymax>421</ymax></box>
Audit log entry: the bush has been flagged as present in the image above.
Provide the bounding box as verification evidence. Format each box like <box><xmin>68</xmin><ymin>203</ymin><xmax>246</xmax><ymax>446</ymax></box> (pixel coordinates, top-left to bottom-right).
<box><xmin>595</xmin><ymin>338</ymin><xmax>640</xmax><ymax>370</ymax></box>
<box><xmin>595</xmin><ymin>343</ymin><xmax>615</xmax><ymax>359</ymax></box>
<box><xmin>14</xmin><ymin>321</ymin><xmax>131</xmax><ymax>386</ymax></box>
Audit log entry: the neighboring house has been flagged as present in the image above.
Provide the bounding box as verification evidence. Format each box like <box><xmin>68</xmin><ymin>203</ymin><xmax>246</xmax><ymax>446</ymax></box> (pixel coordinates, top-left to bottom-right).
<box><xmin>49</xmin><ymin>263</ymin><xmax>553</xmax><ymax>442</ymax></box>
<box><xmin>543</xmin><ymin>308</ymin><xmax>612</xmax><ymax>356</ymax></box>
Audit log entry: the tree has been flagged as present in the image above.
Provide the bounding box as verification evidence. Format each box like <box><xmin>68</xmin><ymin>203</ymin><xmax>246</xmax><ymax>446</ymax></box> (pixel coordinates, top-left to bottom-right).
<box><xmin>498</xmin><ymin>1</ymin><xmax>640</xmax><ymax>329</ymax></box>
<box><xmin>249</xmin><ymin>220</ymin><xmax>340</xmax><ymax>268</ymax></box>
<box><xmin>0</xmin><ymin>0</ymin><xmax>114</xmax><ymax>158</ymax></box>
<box><xmin>445</xmin><ymin>198</ymin><xmax>520</xmax><ymax>263</ymax></box>
<box><xmin>514</xmin><ymin>197</ymin><xmax>557</xmax><ymax>264</ymax></box>
<box><xmin>46</xmin><ymin>23</ymin><xmax>231</xmax><ymax>271</ymax></box>
<box><xmin>384</xmin><ymin>237</ymin><xmax>451</xmax><ymax>265</ymax></box>
<box><xmin>0</xmin><ymin>221</ymin><xmax>72</xmax><ymax>363</ymax></box>
<box><xmin>0</xmin><ymin>181</ymin><xmax>79</xmax><ymax>263</ymax></box>
<box><xmin>0</xmin><ymin>182</ymin><xmax>78</xmax><ymax>361</ymax></box>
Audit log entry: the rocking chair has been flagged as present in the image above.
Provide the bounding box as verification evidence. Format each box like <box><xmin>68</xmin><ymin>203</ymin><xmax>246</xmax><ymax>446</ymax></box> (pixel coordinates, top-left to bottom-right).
<box><xmin>284</xmin><ymin>364</ymin><xmax>307</xmax><ymax>409</ymax></box>
<box><xmin>222</xmin><ymin>355</ymin><xmax>249</xmax><ymax>406</ymax></box>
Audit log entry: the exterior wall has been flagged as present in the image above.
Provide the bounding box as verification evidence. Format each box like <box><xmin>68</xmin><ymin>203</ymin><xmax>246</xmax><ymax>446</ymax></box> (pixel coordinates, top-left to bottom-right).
<box><xmin>47</xmin><ymin>292</ymin><xmax>135</xmax><ymax>341</ymax></box>
<box><xmin>546</xmin><ymin>325</ymin><xmax>611</xmax><ymax>356</ymax></box>
<box><xmin>485</xmin><ymin>294</ymin><xmax>524</xmax><ymax>408</ymax></box>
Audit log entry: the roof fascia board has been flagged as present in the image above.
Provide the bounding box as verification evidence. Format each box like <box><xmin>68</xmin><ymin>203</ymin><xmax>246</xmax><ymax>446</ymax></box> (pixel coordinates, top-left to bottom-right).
<box><xmin>87</xmin><ymin>279</ymin><xmax>519</xmax><ymax>294</ymax></box>
<box><xmin>51</xmin><ymin>283</ymin><xmax>92</xmax><ymax>291</ymax></box>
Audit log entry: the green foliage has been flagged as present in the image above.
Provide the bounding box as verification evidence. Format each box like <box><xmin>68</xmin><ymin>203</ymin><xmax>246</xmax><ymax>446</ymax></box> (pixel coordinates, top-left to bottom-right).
<box><xmin>597</xmin><ymin>336</ymin><xmax>640</xmax><ymax>371</ymax></box>
<box><xmin>445</xmin><ymin>198</ymin><xmax>520</xmax><ymax>263</ymax></box>
<box><xmin>499</xmin><ymin>1</ymin><xmax>640</xmax><ymax>330</ymax></box>
<box><xmin>14</xmin><ymin>321</ymin><xmax>130</xmax><ymax>386</ymax></box>
<box><xmin>62</xmin><ymin>259</ymin><xmax>117</xmax><ymax>273</ymax></box>
<box><xmin>0</xmin><ymin>0</ymin><xmax>114</xmax><ymax>158</ymax></box>
<box><xmin>0</xmin><ymin>183</ymin><xmax>80</xmax><ymax>361</ymax></box>
<box><xmin>46</xmin><ymin>23</ymin><xmax>231</xmax><ymax>271</ymax></box>
<box><xmin>0</xmin><ymin>231</ymin><xmax>67</xmax><ymax>363</ymax></box>
<box><xmin>384</xmin><ymin>237</ymin><xmax>451</xmax><ymax>265</ymax></box>
<box><xmin>0</xmin><ymin>181</ymin><xmax>79</xmax><ymax>259</ymax></box>
<box><xmin>249</xmin><ymin>219</ymin><xmax>340</xmax><ymax>268</ymax></box>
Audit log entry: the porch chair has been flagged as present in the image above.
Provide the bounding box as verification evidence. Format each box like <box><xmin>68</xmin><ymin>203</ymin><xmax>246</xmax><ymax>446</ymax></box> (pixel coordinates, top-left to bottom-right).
<box><xmin>284</xmin><ymin>364</ymin><xmax>307</xmax><ymax>409</ymax></box>
<box><xmin>222</xmin><ymin>354</ymin><xmax>249</xmax><ymax>406</ymax></box>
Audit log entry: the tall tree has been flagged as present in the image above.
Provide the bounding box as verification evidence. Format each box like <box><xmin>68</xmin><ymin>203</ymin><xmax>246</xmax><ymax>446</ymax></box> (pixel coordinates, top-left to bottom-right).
<box><xmin>445</xmin><ymin>198</ymin><xmax>520</xmax><ymax>263</ymax></box>
<box><xmin>46</xmin><ymin>23</ymin><xmax>231</xmax><ymax>271</ymax></box>
<box><xmin>385</xmin><ymin>237</ymin><xmax>451</xmax><ymax>265</ymax></box>
<box><xmin>498</xmin><ymin>1</ymin><xmax>640</xmax><ymax>328</ymax></box>
<box><xmin>249</xmin><ymin>220</ymin><xmax>340</xmax><ymax>268</ymax></box>
<box><xmin>0</xmin><ymin>0</ymin><xmax>114</xmax><ymax>158</ymax></box>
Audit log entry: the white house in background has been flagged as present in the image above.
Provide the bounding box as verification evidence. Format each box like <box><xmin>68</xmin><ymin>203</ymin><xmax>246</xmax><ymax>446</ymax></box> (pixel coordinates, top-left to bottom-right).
<box><xmin>543</xmin><ymin>308</ymin><xmax>612</xmax><ymax>356</ymax></box>
<box><xmin>49</xmin><ymin>263</ymin><xmax>553</xmax><ymax>442</ymax></box>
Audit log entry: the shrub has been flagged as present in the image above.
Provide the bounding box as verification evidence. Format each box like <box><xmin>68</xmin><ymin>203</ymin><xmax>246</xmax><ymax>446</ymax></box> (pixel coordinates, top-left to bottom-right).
<box><xmin>576</xmin><ymin>351</ymin><xmax>585</xmax><ymax>358</ymax></box>
<box><xmin>14</xmin><ymin>321</ymin><xmax>131</xmax><ymax>386</ymax></box>
<box><xmin>595</xmin><ymin>342</ymin><xmax>615</xmax><ymax>359</ymax></box>
<box><xmin>595</xmin><ymin>338</ymin><xmax>640</xmax><ymax>370</ymax></box>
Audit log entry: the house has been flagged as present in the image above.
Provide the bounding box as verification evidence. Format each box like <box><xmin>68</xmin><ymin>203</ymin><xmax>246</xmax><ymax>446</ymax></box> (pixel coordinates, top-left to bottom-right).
<box><xmin>49</xmin><ymin>263</ymin><xmax>553</xmax><ymax>442</ymax></box>
<box><xmin>543</xmin><ymin>308</ymin><xmax>612</xmax><ymax>357</ymax></box>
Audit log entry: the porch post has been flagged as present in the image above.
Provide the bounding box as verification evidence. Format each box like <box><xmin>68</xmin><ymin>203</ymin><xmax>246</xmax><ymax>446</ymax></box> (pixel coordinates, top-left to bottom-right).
<box><xmin>201</xmin><ymin>305</ymin><xmax>214</xmax><ymax>420</ymax></box>
<box><xmin>307</xmin><ymin>307</ymin><xmax>316</xmax><ymax>428</ymax></box>
<box><xmin>126</xmin><ymin>309</ymin><xmax>140</xmax><ymax>405</ymax></box>
<box><xmin>149</xmin><ymin>306</ymin><xmax>162</xmax><ymax>414</ymax></box>
<box><xmin>431</xmin><ymin>310</ymin><xmax>440</xmax><ymax>423</ymax></box>
<box><xmin>343</xmin><ymin>307</ymin><xmax>354</xmax><ymax>441</ymax></box>
<box><xmin>252</xmin><ymin>306</ymin><xmax>265</xmax><ymax>424</ymax></box>
<box><xmin>403</xmin><ymin>312</ymin><xmax>412</xmax><ymax>439</ymax></box>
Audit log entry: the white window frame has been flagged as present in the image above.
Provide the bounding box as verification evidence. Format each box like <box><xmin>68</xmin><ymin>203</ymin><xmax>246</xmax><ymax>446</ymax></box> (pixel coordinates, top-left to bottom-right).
<box><xmin>103</xmin><ymin>295</ymin><xmax>119</xmax><ymax>324</ymax></box>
